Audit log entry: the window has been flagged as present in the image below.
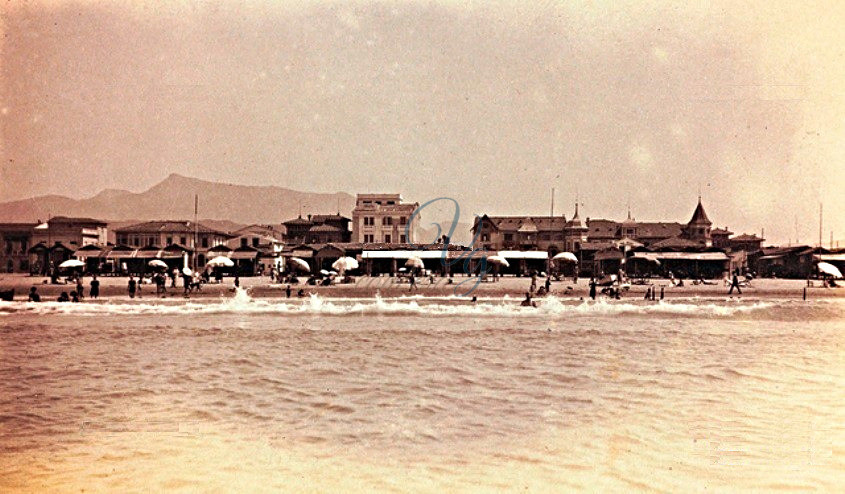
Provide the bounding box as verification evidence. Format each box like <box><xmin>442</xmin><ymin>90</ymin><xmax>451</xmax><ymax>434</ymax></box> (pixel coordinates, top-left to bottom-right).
<box><xmin>400</xmin><ymin>235</ymin><xmax>406</xmax><ymax>243</ymax></box>
<box><xmin>202</xmin><ymin>237</ymin><xmax>209</xmax><ymax>248</ymax></box>
<box><xmin>504</xmin><ymin>234</ymin><xmax>513</xmax><ymax>241</ymax></box>
<box><xmin>481</xmin><ymin>234</ymin><xmax>490</xmax><ymax>242</ymax></box>
<box><xmin>241</xmin><ymin>238</ymin><xmax>248</xmax><ymax>247</ymax></box>
<box><xmin>180</xmin><ymin>236</ymin><xmax>187</xmax><ymax>245</ymax></box>
<box><xmin>400</xmin><ymin>216</ymin><xmax>407</xmax><ymax>225</ymax></box>
<box><xmin>147</xmin><ymin>237</ymin><xmax>155</xmax><ymax>246</ymax></box>
<box><xmin>364</xmin><ymin>234</ymin><xmax>373</xmax><ymax>243</ymax></box>
<box><xmin>384</xmin><ymin>234</ymin><xmax>392</xmax><ymax>243</ymax></box>
<box><xmin>4</xmin><ymin>241</ymin><xmax>10</xmax><ymax>255</ymax></box>
<box><xmin>133</xmin><ymin>238</ymin><xmax>140</xmax><ymax>247</ymax></box>
<box><xmin>252</xmin><ymin>238</ymin><xmax>259</xmax><ymax>247</ymax></box>
<box><xmin>382</xmin><ymin>216</ymin><xmax>392</xmax><ymax>226</ymax></box>
<box><xmin>166</xmin><ymin>236</ymin><xmax>173</xmax><ymax>245</ymax></box>
<box><xmin>387</xmin><ymin>201</ymin><xmax>395</xmax><ymax>205</ymax></box>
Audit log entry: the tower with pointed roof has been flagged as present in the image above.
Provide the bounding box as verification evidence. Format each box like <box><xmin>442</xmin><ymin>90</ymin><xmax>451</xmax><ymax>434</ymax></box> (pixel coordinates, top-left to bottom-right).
<box><xmin>563</xmin><ymin>202</ymin><xmax>588</xmax><ymax>252</ymax></box>
<box><xmin>683</xmin><ymin>197</ymin><xmax>712</xmax><ymax>246</ymax></box>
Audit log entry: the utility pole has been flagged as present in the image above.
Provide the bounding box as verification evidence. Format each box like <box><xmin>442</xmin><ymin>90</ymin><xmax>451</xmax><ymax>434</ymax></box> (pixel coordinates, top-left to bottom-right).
<box><xmin>819</xmin><ymin>203</ymin><xmax>823</xmax><ymax>249</ymax></box>
<box><xmin>193</xmin><ymin>194</ymin><xmax>199</xmax><ymax>270</ymax></box>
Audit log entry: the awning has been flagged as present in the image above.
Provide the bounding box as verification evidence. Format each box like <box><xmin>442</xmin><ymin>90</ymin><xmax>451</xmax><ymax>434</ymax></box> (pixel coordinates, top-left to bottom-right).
<box><xmin>495</xmin><ymin>250</ymin><xmax>549</xmax><ymax>260</ymax></box>
<box><xmin>230</xmin><ymin>251</ymin><xmax>259</xmax><ymax>260</ymax></box>
<box><xmin>632</xmin><ymin>252</ymin><xmax>729</xmax><ymax>262</ymax></box>
<box><xmin>361</xmin><ymin>250</ymin><xmax>446</xmax><ymax>259</ymax></box>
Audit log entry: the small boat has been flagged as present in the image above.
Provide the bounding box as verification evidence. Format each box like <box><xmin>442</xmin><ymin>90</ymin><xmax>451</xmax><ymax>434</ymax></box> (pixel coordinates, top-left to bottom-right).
<box><xmin>0</xmin><ymin>289</ymin><xmax>14</xmax><ymax>302</ymax></box>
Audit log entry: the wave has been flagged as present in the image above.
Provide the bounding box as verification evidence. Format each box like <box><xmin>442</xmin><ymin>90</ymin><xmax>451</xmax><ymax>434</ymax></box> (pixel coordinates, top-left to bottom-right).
<box><xmin>1</xmin><ymin>288</ymin><xmax>840</xmax><ymax>321</ymax></box>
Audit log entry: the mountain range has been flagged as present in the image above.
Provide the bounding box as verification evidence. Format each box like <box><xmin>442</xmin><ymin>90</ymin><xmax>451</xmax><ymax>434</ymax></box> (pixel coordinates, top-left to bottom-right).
<box><xmin>0</xmin><ymin>173</ymin><xmax>355</xmax><ymax>226</ymax></box>
<box><xmin>0</xmin><ymin>173</ymin><xmax>473</xmax><ymax>243</ymax></box>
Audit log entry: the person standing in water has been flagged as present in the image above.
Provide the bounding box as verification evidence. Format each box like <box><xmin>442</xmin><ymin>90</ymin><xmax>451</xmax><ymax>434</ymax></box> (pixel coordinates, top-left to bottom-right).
<box><xmin>76</xmin><ymin>277</ymin><xmax>84</xmax><ymax>299</ymax></box>
<box><xmin>28</xmin><ymin>286</ymin><xmax>41</xmax><ymax>302</ymax></box>
<box><xmin>285</xmin><ymin>284</ymin><xmax>292</xmax><ymax>298</ymax></box>
<box><xmin>409</xmin><ymin>273</ymin><xmax>417</xmax><ymax>292</ymax></box>
<box><xmin>128</xmin><ymin>276</ymin><xmax>137</xmax><ymax>299</ymax></box>
<box><xmin>90</xmin><ymin>275</ymin><xmax>100</xmax><ymax>299</ymax></box>
<box><xmin>589</xmin><ymin>279</ymin><xmax>597</xmax><ymax>300</ymax></box>
<box><xmin>234</xmin><ymin>276</ymin><xmax>240</xmax><ymax>288</ymax></box>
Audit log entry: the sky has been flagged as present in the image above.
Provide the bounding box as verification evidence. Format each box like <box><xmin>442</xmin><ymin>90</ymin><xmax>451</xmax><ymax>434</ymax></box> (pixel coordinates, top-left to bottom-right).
<box><xmin>1</xmin><ymin>0</ymin><xmax>843</xmax><ymax>245</ymax></box>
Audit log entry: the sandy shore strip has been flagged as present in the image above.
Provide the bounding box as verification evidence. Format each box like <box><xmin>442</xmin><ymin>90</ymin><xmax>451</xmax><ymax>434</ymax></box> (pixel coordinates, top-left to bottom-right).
<box><xmin>0</xmin><ymin>273</ymin><xmax>841</xmax><ymax>302</ymax></box>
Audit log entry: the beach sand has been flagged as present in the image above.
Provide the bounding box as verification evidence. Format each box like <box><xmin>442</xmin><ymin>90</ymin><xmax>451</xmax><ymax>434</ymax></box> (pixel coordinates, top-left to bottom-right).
<box><xmin>1</xmin><ymin>273</ymin><xmax>841</xmax><ymax>301</ymax></box>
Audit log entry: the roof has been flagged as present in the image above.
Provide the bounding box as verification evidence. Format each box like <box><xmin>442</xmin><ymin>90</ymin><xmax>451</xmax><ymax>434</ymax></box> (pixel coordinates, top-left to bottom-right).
<box><xmin>633</xmin><ymin>252</ymin><xmax>729</xmax><ymax>262</ymax></box>
<box><xmin>114</xmin><ymin>220</ymin><xmax>230</xmax><ymax>236</ymax></box>
<box><xmin>711</xmin><ymin>228</ymin><xmax>733</xmax><ymax>235</ymax></box>
<box><xmin>651</xmin><ymin>236</ymin><xmax>704</xmax><ymax>249</ymax></box>
<box><xmin>311</xmin><ymin>214</ymin><xmax>350</xmax><ymax>222</ymax></box>
<box><xmin>688</xmin><ymin>200</ymin><xmax>711</xmax><ymax>225</ymax></box>
<box><xmin>283</xmin><ymin>216</ymin><xmax>312</xmax><ymax>226</ymax></box>
<box><xmin>308</xmin><ymin>224</ymin><xmax>342</xmax><ymax>233</ymax></box>
<box><xmin>731</xmin><ymin>234</ymin><xmax>764</xmax><ymax>242</ymax></box>
<box><xmin>474</xmin><ymin>215</ymin><xmax>568</xmax><ymax>232</ymax></box>
<box><xmin>0</xmin><ymin>222</ymin><xmax>38</xmax><ymax>233</ymax></box>
<box><xmin>49</xmin><ymin>216</ymin><xmax>107</xmax><ymax>226</ymax></box>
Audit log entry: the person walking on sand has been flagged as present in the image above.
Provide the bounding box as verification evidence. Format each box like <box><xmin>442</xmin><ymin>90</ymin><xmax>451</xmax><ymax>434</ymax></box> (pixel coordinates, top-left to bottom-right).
<box><xmin>76</xmin><ymin>278</ymin><xmax>84</xmax><ymax>299</ymax></box>
<box><xmin>285</xmin><ymin>284</ymin><xmax>292</xmax><ymax>298</ymax></box>
<box><xmin>409</xmin><ymin>273</ymin><xmax>417</xmax><ymax>292</ymax></box>
<box><xmin>128</xmin><ymin>276</ymin><xmax>137</xmax><ymax>299</ymax></box>
<box><xmin>589</xmin><ymin>279</ymin><xmax>597</xmax><ymax>300</ymax></box>
<box><xmin>90</xmin><ymin>275</ymin><xmax>100</xmax><ymax>299</ymax></box>
<box><xmin>728</xmin><ymin>273</ymin><xmax>742</xmax><ymax>295</ymax></box>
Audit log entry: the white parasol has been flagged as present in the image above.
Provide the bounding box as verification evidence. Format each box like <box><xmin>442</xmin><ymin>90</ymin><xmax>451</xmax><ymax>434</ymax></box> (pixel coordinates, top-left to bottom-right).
<box><xmin>289</xmin><ymin>257</ymin><xmax>310</xmax><ymax>272</ymax></box>
<box><xmin>486</xmin><ymin>255</ymin><xmax>510</xmax><ymax>267</ymax></box>
<box><xmin>817</xmin><ymin>261</ymin><xmax>843</xmax><ymax>278</ymax></box>
<box><xmin>552</xmin><ymin>252</ymin><xmax>578</xmax><ymax>263</ymax></box>
<box><xmin>207</xmin><ymin>256</ymin><xmax>235</xmax><ymax>268</ymax></box>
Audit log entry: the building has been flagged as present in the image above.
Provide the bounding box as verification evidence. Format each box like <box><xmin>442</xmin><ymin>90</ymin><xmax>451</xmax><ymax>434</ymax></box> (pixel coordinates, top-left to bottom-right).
<box><xmin>351</xmin><ymin>194</ymin><xmax>418</xmax><ymax>244</ymax></box>
<box><xmin>30</xmin><ymin>216</ymin><xmax>108</xmax><ymax>248</ymax></box>
<box><xmin>471</xmin><ymin>215</ymin><xmax>569</xmax><ymax>253</ymax></box>
<box><xmin>282</xmin><ymin>214</ymin><xmax>351</xmax><ymax>245</ymax></box>
<box><xmin>0</xmin><ymin>223</ymin><xmax>36</xmax><ymax>273</ymax></box>
<box><xmin>114</xmin><ymin>220</ymin><xmax>232</xmax><ymax>267</ymax></box>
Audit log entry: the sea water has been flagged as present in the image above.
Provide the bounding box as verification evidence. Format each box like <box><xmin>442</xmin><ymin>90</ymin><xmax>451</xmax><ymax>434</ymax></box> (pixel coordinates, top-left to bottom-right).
<box><xmin>1</xmin><ymin>292</ymin><xmax>843</xmax><ymax>492</ymax></box>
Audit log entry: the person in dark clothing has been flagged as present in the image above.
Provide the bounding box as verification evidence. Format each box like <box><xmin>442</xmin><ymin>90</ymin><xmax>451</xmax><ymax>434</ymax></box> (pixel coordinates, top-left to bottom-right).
<box><xmin>183</xmin><ymin>274</ymin><xmax>193</xmax><ymax>295</ymax></box>
<box><xmin>57</xmin><ymin>291</ymin><xmax>70</xmax><ymax>302</ymax></box>
<box><xmin>90</xmin><ymin>275</ymin><xmax>100</xmax><ymax>299</ymax></box>
<box><xmin>728</xmin><ymin>274</ymin><xmax>742</xmax><ymax>294</ymax></box>
<box><xmin>297</xmin><ymin>288</ymin><xmax>305</xmax><ymax>298</ymax></box>
<box><xmin>285</xmin><ymin>284</ymin><xmax>292</xmax><ymax>298</ymax></box>
<box><xmin>28</xmin><ymin>287</ymin><xmax>41</xmax><ymax>302</ymax></box>
<box><xmin>409</xmin><ymin>274</ymin><xmax>417</xmax><ymax>292</ymax></box>
<box><xmin>76</xmin><ymin>278</ymin><xmax>84</xmax><ymax>299</ymax></box>
<box><xmin>234</xmin><ymin>276</ymin><xmax>240</xmax><ymax>288</ymax></box>
<box><xmin>544</xmin><ymin>276</ymin><xmax>551</xmax><ymax>293</ymax></box>
<box><xmin>128</xmin><ymin>276</ymin><xmax>137</xmax><ymax>299</ymax></box>
<box><xmin>589</xmin><ymin>281</ymin><xmax>597</xmax><ymax>300</ymax></box>
<box><xmin>70</xmin><ymin>291</ymin><xmax>79</xmax><ymax>303</ymax></box>
<box><xmin>520</xmin><ymin>292</ymin><xmax>537</xmax><ymax>307</ymax></box>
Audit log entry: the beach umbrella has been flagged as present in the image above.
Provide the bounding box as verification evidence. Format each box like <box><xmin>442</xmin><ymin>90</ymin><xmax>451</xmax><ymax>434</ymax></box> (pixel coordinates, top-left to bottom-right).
<box><xmin>332</xmin><ymin>256</ymin><xmax>359</xmax><ymax>273</ymax></box>
<box><xmin>486</xmin><ymin>255</ymin><xmax>510</xmax><ymax>267</ymax></box>
<box><xmin>398</xmin><ymin>267</ymin><xmax>407</xmax><ymax>272</ymax></box>
<box><xmin>817</xmin><ymin>262</ymin><xmax>842</xmax><ymax>278</ymax></box>
<box><xmin>58</xmin><ymin>259</ymin><xmax>85</xmax><ymax>269</ymax></box>
<box><xmin>552</xmin><ymin>252</ymin><xmax>578</xmax><ymax>263</ymax></box>
<box><xmin>148</xmin><ymin>259</ymin><xmax>168</xmax><ymax>269</ymax></box>
<box><xmin>207</xmin><ymin>256</ymin><xmax>235</xmax><ymax>268</ymax></box>
<box><xmin>320</xmin><ymin>269</ymin><xmax>330</xmax><ymax>276</ymax></box>
<box><xmin>182</xmin><ymin>267</ymin><xmax>193</xmax><ymax>276</ymax></box>
<box><xmin>289</xmin><ymin>257</ymin><xmax>310</xmax><ymax>273</ymax></box>
<box><xmin>405</xmin><ymin>256</ymin><xmax>425</xmax><ymax>269</ymax></box>
<box><xmin>329</xmin><ymin>270</ymin><xmax>338</xmax><ymax>276</ymax></box>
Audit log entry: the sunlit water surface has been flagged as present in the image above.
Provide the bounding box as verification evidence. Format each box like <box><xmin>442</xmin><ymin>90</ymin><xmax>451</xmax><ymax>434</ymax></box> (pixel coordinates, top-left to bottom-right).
<box><xmin>1</xmin><ymin>293</ymin><xmax>843</xmax><ymax>492</ymax></box>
